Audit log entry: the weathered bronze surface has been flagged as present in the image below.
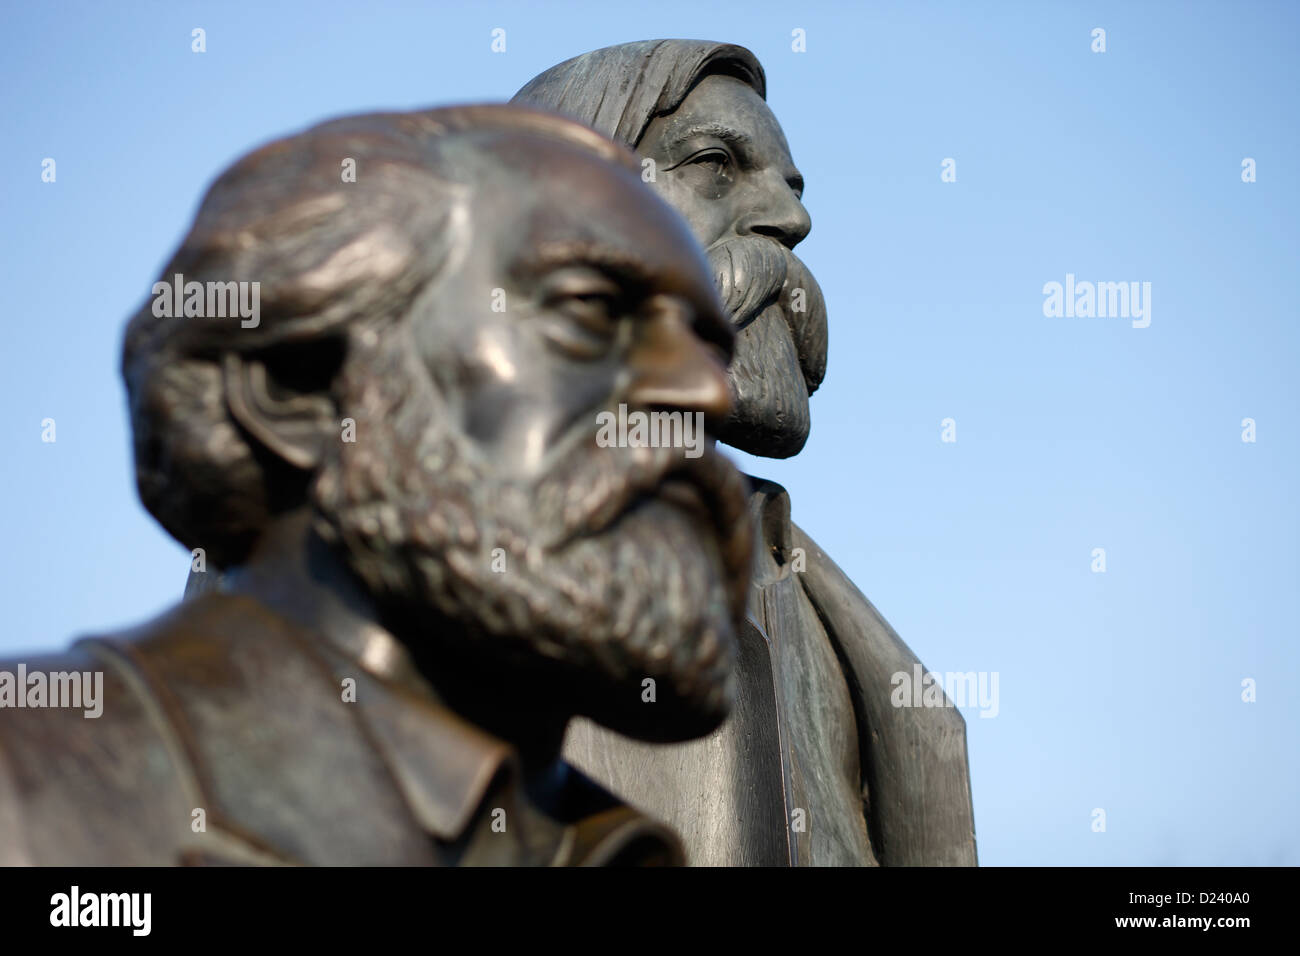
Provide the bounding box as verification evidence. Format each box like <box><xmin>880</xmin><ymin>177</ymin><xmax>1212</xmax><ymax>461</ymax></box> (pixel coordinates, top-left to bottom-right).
<box><xmin>0</xmin><ymin>104</ymin><xmax>754</xmax><ymax>865</ymax></box>
<box><xmin>514</xmin><ymin>40</ymin><xmax>978</xmax><ymax>866</ymax></box>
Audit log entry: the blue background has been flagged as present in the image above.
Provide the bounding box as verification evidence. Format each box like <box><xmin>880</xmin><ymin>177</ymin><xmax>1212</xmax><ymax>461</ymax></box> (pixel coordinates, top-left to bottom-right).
<box><xmin>2</xmin><ymin>0</ymin><xmax>1296</xmax><ymax>865</ymax></box>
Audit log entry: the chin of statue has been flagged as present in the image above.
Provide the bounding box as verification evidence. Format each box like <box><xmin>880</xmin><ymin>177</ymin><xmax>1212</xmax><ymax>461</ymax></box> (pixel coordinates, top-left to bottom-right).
<box><xmin>542</xmin><ymin>494</ymin><xmax>743</xmax><ymax>742</ymax></box>
<box><xmin>310</xmin><ymin>342</ymin><xmax>752</xmax><ymax>743</ymax></box>
<box><xmin>324</xmin><ymin>487</ymin><xmax>743</xmax><ymax>744</ymax></box>
<box><xmin>715</xmin><ymin>303</ymin><xmax>812</xmax><ymax>459</ymax></box>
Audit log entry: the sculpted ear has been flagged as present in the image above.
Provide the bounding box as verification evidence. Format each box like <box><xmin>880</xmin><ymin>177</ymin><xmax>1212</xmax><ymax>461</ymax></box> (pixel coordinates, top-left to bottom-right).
<box><xmin>223</xmin><ymin>347</ymin><xmax>340</xmax><ymax>471</ymax></box>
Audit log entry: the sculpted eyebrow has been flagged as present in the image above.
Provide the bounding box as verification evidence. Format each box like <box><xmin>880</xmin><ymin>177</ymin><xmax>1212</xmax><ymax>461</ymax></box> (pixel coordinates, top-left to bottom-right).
<box><xmin>513</xmin><ymin>241</ymin><xmax>655</xmax><ymax>285</ymax></box>
<box><xmin>661</xmin><ymin>122</ymin><xmax>754</xmax><ymax>156</ymax></box>
<box><xmin>514</xmin><ymin>240</ymin><xmax>730</xmax><ymax>352</ymax></box>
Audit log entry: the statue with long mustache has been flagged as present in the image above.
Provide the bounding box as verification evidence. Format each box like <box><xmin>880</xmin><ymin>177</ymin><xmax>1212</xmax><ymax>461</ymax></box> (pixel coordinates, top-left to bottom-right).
<box><xmin>514</xmin><ymin>40</ymin><xmax>978</xmax><ymax>866</ymax></box>
<box><xmin>0</xmin><ymin>104</ymin><xmax>754</xmax><ymax>865</ymax></box>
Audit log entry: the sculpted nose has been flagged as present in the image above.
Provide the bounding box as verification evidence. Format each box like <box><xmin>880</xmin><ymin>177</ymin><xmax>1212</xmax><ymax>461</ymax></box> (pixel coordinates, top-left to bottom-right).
<box><xmin>627</xmin><ymin>295</ymin><xmax>733</xmax><ymax>424</ymax></box>
<box><xmin>736</xmin><ymin>171</ymin><xmax>811</xmax><ymax>249</ymax></box>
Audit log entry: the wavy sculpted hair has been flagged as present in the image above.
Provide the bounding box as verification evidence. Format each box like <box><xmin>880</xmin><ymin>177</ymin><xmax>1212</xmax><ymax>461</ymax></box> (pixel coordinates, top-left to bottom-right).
<box><xmin>122</xmin><ymin>104</ymin><xmax>636</xmax><ymax>567</ymax></box>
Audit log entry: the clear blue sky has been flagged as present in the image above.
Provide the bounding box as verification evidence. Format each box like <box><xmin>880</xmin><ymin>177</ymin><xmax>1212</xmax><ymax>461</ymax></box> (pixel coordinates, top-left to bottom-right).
<box><xmin>2</xmin><ymin>1</ymin><xmax>1296</xmax><ymax>866</ymax></box>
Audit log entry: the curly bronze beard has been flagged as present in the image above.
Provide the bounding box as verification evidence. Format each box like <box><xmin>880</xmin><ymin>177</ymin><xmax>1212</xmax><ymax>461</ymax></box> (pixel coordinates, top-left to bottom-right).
<box><xmin>309</xmin><ymin>330</ymin><xmax>752</xmax><ymax>742</ymax></box>
<box><xmin>707</xmin><ymin>237</ymin><xmax>828</xmax><ymax>459</ymax></box>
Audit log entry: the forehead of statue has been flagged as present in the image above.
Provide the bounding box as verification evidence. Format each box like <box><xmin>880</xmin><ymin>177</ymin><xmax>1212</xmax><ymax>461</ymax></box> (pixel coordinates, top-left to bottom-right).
<box><xmin>475</xmin><ymin>135</ymin><xmax>723</xmax><ymax>313</ymax></box>
<box><xmin>640</xmin><ymin>73</ymin><xmax>794</xmax><ymax>166</ymax></box>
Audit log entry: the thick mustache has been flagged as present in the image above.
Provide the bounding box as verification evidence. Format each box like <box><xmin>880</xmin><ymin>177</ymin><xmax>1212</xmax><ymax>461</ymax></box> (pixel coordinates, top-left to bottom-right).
<box><xmin>708</xmin><ymin>235</ymin><xmax>828</xmax><ymax>397</ymax></box>
<box><xmin>534</xmin><ymin>434</ymin><xmax>753</xmax><ymax>624</ymax></box>
<box><xmin>708</xmin><ymin>236</ymin><xmax>791</xmax><ymax>330</ymax></box>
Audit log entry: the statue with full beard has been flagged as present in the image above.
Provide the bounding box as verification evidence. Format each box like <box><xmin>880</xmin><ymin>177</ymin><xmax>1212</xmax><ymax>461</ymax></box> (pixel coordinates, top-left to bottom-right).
<box><xmin>0</xmin><ymin>104</ymin><xmax>754</xmax><ymax>865</ymax></box>
<box><xmin>514</xmin><ymin>40</ymin><xmax>978</xmax><ymax>866</ymax></box>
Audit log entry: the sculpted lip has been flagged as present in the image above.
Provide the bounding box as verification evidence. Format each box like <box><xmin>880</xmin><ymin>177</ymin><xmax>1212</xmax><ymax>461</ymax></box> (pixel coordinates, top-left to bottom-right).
<box><xmin>620</xmin><ymin>463</ymin><xmax>733</xmax><ymax>543</ymax></box>
<box><xmin>544</xmin><ymin>441</ymin><xmax>753</xmax><ymax>624</ymax></box>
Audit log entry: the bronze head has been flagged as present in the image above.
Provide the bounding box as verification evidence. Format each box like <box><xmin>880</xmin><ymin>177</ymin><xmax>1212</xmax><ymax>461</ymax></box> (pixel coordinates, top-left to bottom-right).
<box><xmin>123</xmin><ymin>105</ymin><xmax>752</xmax><ymax>742</ymax></box>
<box><xmin>514</xmin><ymin>40</ymin><xmax>829</xmax><ymax>459</ymax></box>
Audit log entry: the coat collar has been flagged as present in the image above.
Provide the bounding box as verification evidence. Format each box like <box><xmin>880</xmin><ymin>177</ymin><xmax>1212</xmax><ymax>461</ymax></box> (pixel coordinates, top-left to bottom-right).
<box><xmin>745</xmin><ymin>475</ymin><xmax>795</xmax><ymax>585</ymax></box>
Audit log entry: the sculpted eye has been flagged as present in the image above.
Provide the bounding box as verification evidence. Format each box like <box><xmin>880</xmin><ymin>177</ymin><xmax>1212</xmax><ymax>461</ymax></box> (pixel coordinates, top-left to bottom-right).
<box><xmin>686</xmin><ymin>149</ymin><xmax>732</xmax><ymax>174</ymax></box>
<box><xmin>553</xmin><ymin>291</ymin><xmax>619</xmax><ymax>333</ymax></box>
<box><xmin>672</xmin><ymin>148</ymin><xmax>736</xmax><ymax>199</ymax></box>
<box><xmin>537</xmin><ymin>275</ymin><xmax>626</xmax><ymax>360</ymax></box>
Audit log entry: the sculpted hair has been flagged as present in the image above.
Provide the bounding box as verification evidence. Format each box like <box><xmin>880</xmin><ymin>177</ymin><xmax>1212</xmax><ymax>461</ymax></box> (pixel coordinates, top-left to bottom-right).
<box><xmin>511</xmin><ymin>39</ymin><xmax>766</xmax><ymax>148</ymax></box>
<box><xmin>516</xmin><ymin>41</ymin><xmax>828</xmax><ymax>407</ymax></box>
<box><xmin>122</xmin><ymin>104</ymin><xmax>636</xmax><ymax>567</ymax></box>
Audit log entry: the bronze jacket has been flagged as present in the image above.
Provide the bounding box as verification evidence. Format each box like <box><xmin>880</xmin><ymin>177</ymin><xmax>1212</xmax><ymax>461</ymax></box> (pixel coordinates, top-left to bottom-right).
<box><xmin>0</xmin><ymin>592</ymin><xmax>681</xmax><ymax>866</ymax></box>
<box><xmin>564</xmin><ymin>478</ymin><xmax>978</xmax><ymax>866</ymax></box>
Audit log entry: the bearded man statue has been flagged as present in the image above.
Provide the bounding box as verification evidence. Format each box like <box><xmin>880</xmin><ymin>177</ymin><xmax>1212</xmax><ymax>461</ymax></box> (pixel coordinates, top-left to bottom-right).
<box><xmin>0</xmin><ymin>104</ymin><xmax>753</xmax><ymax>865</ymax></box>
<box><xmin>514</xmin><ymin>40</ymin><xmax>978</xmax><ymax>866</ymax></box>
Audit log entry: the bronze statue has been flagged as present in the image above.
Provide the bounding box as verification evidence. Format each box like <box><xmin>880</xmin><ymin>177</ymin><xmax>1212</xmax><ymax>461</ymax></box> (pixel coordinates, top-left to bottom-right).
<box><xmin>514</xmin><ymin>40</ymin><xmax>978</xmax><ymax>866</ymax></box>
<box><xmin>0</xmin><ymin>104</ymin><xmax>755</xmax><ymax>865</ymax></box>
